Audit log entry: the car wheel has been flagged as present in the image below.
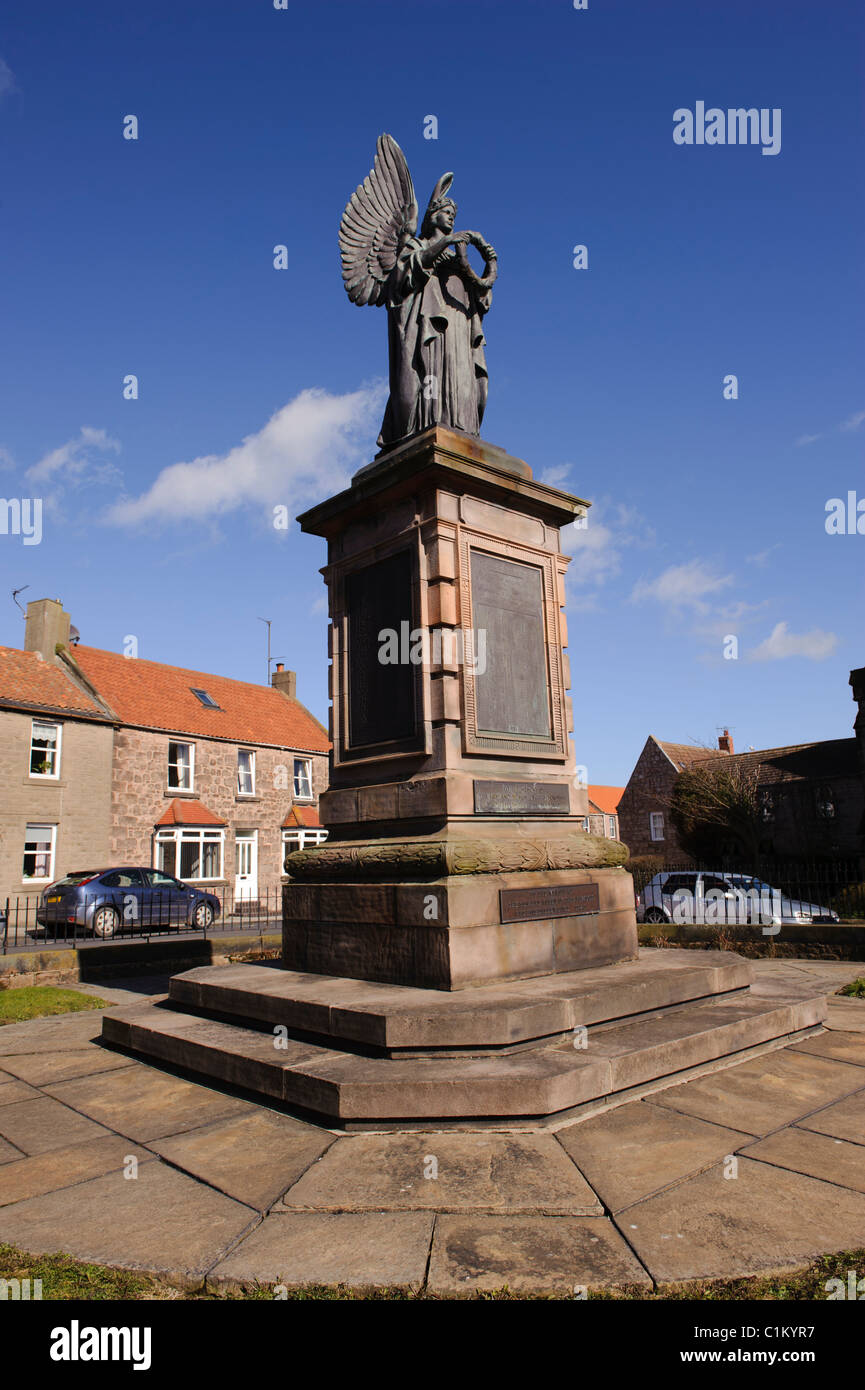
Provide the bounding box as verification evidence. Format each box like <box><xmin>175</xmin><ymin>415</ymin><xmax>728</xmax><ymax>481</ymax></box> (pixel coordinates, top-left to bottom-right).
<box><xmin>92</xmin><ymin>906</ymin><xmax>119</xmax><ymax>939</ymax></box>
<box><xmin>192</xmin><ymin>901</ymin><xmax>214</xmax><ymax>929</ymax></box>
<box><xmin>644</xmin><ymin>907</ymin><xmax>668</xmax><ymax>924</ymax></box>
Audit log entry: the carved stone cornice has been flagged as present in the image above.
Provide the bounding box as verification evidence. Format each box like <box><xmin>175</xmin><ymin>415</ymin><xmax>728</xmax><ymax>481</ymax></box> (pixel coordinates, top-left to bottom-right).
<box><xmin>284</xmin><ymin>833</ymin><xmax>628</xmax><ymax>881</ymax></box>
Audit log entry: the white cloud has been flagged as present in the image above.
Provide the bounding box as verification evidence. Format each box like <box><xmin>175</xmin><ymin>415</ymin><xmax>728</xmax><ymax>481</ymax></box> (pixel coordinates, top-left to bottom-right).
<box><xmin>565</xmin><ymin>501</ymin><xmax>648</xmax><ymax>594</ymax></box>
<box><xmin>107</xmin><ymin>385</ymin><xmax>384</xmax><ymax>527</ymax></box>
<box><xmin>0</xmin><ymin>57</ymin><xmax>16</xmax><ymax>101</ymax></box>
<box><xmin>746</xmin><ymin>544</ymin><xmax>780</xmax><ymax>568</ymax></box>
<box><xmin>0</xmin><ymin>445</ymin><xmax>14</xmax><ymax>471</ymax></box>
<box><xmin>539</xmin><ymin>464</ymin><xmax>572</xmax><ymax>487</ymax></box>
<box><xmin>568</xmin><ymin>516</ymin><xmax>620</xmax><ymax>586</ymax></box>
<box><xmin>26</xmin><ymin>426</ymin><xmax>122</xmax><ymax>488</ymax></box>
<box><xmin>631</xmin><ymin>560</ymin><xmax>733</xmax><ymax>612</ymax></box>
<box><xmin>750</xmin><ymin>620</ymin><xmax>837</xmax><ymax>662</ymax></box>
<box><xmin>794</xmin><ymin>408</ymin><xmax>864</xmax><ymax>447</ymax></box>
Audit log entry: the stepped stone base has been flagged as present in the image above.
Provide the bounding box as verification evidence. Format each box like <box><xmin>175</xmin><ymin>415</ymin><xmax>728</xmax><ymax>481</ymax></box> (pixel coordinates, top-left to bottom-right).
<box><xmin>282</xmin><ymin>864</ymin><xmax>637</xmax><ymax>990</ymax></box>
<box><xmin>101</xmin><ymin>949</ymin><xmax>827</xmax><ymax>1126</ymax></box>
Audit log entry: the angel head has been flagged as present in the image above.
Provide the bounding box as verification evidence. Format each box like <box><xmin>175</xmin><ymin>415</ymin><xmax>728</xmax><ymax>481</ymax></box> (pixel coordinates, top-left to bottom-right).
<box><xmin>420</xmin><ymin>173</ymin><xmax>457</xmax><ymax>239</ymax></box>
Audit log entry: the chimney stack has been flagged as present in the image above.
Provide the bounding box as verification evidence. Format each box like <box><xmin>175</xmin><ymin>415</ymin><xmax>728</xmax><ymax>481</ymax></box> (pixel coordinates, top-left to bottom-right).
<box><xmin>271</xmin><ymin>665</ymin><xmax>297</xmax><ymax>699</ymax></box>
<box><xmin>718</xmin><ymin>729</ymin><xmax>734</xmax><ymax>755</ymax></box>
<box><xmin>24</xmin><ymin>598</ymin><xmax>71</xmax><ymax>663</ymax></box>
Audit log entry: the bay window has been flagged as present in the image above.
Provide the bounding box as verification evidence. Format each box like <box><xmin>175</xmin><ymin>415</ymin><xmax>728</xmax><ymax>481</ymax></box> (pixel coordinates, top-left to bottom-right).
<box><xmin>155</xmin><ymin>827</ymin><xmax>223</xmax><ymax>881</ymax></box>
<box><xmin>283</xmin><ymin>827</ymin><xmax>328</xmax><ymax>859</ymax></box>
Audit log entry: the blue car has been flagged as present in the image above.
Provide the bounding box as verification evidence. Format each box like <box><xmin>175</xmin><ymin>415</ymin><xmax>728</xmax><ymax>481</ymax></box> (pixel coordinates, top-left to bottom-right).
<box><xmin>37</xmin><ymin>867</ymin><xmax>221</xmax><ymax>938</ymax></box>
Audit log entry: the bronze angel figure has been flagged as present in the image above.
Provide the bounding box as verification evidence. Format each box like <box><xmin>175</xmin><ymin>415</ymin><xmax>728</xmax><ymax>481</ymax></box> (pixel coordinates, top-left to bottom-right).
<box><xmin>339</xmin><ymin>133</ymin><xmax>497</xmax><ymax>449</ymax></box>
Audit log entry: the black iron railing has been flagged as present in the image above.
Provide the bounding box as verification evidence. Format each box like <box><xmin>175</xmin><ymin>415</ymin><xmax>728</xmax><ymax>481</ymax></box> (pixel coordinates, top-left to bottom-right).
<box><xmin>0</xmin><ymin>885</ymin><xmax>283</xmax><ymax>954</ymax></box>
<box><xmin>627</xmin><ymin>857</ymin><xmax>865</xmax><ymax>922</ymax></box>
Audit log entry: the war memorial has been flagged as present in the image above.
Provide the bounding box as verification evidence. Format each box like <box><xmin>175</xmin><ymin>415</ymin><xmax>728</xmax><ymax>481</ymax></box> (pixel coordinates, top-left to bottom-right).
<box><xmin>102</xmin><ymin>136</ymin><xmax>827</xmax><ymax>1126</ymax></box>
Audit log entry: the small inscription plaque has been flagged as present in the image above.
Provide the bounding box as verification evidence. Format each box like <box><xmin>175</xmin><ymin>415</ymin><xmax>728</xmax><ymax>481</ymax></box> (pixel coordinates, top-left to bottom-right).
<box><xmin>499</xmin><ymin>884</ymin><xmax>600</xmax><ymax>923</ymax></box>
<box><xmin>474</xmin><ymin>780</ymin><xmax>570</xmax><ymax>815</ymax></box>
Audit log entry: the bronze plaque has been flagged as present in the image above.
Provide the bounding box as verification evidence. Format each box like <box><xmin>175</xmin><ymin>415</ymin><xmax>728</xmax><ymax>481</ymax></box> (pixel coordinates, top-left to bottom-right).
<box><xmin>346</xmin><ymin>549</ymin><xmax>416</xmax><ymax>748</ymax></box>
<box><xmin>470</xmin><ymin>550</ymin><xmax>551</xmax><ymax>738</ymax></box>
<box><xmin>500</xmin><ymin>884</ymin><xmax>600</xmax><ymax>923</ymax></box>
<box><xmin>474</xmin><ymin>780</ymin><xmax>569</xmax><ymax>815</ymax></box>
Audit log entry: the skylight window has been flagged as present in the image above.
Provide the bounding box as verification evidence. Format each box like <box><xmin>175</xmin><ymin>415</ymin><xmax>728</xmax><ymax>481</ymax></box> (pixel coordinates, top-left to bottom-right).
<box><xmin>191</xmin><ymin>688</ymin><xmax>220</xmax><ymax>709</ymax></box>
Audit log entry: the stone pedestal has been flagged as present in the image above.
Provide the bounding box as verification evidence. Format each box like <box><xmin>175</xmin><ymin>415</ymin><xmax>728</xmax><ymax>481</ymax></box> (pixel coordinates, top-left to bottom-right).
<box><xmin>284</xmin><ymin>426</ymin><xmax>637</xmax><ymax>989</ymax></box>
<box><xmin>102</xmin><ymin>427</ymin><xmax>828</xmax><ymax>1126</ymax></box>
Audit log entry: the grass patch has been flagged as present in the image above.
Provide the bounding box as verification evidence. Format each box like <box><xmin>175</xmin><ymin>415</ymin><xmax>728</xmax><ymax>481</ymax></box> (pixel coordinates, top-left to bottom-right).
<box><xmin>838</xmin><ymin>978</ymin><xmax>865</xmax><ymax>998</ymax></box>
<box><xmin>0</xmin><ymin>986</ymin><xmax>108</xmax><ymax>1025</ymax></box>
<box><xmin>1</xmin><ymin>1242</ymin><xmax>863</xmax><ymax>1301</ymax></box>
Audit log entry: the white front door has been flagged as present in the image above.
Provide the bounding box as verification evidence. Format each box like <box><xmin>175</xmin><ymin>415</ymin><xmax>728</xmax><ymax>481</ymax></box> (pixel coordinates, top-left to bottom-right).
<box><xmin>234</xmin><ymin>832</ymin><xmax>258</xmax><ymax>902</ymax></box>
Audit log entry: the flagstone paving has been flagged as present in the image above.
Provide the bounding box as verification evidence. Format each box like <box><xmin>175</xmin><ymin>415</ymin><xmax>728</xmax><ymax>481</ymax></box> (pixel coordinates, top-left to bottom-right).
<box><xmin>0</xmin><ymin>960</ymin><xmax>863</xmax><ymax>1294</ymax></box>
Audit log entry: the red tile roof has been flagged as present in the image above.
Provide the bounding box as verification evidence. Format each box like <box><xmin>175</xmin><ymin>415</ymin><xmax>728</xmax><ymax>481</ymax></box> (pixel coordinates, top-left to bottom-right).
<box><xmin>687</xmin><ymin>739</ymin><xmax>859</xmax><ymax>785</ymax></box>
<box><xmin>155</xmin><ymin>799</ymin><xmax>227</xmax><ymax>827</ymax></box>
<box><xmin>66</xmin><ymin>646</ymin><xmax>329</xmax><ymax>752</ymax></box>
<box><xmin>586</xmin><ymin>785</ymin><xmax>624</xmax><ymax>814</ymax></box>
<box><xmin>658</xmin><ymin>739</ymin><xmax>721</xmax><ymax>770</ymax></box>
<box><xmin>282</xmin><ymin>805</ymin><xmax>323</xmax><ymax>829</ymax></box>
<box><xmin>0</xmin><ymin>646</ymin><xmax>109</xmax><ymax>720</ymax></box>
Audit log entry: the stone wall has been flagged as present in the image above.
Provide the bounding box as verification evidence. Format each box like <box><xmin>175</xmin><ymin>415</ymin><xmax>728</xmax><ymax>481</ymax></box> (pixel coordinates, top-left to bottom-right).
<box><xmin>617</xmin><ymin>738</ymin><xmax>691</xmax><ymax>861</ymax></box>
<box><xmin>0</xmin><ymin>709</ymin><xmax>114</xmax><ymax>905</ymax></box>
<box><xmin>756</xmin><ymin>775</ymin><xmax>863</xmax><ymax>860</ymax></box>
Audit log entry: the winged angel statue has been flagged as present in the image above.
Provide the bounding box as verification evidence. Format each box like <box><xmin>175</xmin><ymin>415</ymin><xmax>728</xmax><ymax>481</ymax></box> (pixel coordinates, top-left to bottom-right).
<box><xmin>339</xmin><ymin>134</ymin><xmax>497</xmax><ymax>449</ymax></box>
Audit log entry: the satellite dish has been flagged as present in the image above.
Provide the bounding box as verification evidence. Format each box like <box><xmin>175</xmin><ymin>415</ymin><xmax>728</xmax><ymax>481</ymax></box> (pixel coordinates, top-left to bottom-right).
<box><xmin>69</xmin><ymin>625</ymin><xmax>80</xmax><ymax>646</ymax></box>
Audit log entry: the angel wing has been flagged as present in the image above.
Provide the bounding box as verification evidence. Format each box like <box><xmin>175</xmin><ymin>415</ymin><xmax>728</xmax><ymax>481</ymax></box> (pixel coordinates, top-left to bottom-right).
<box><xmin>339</xmin><ymin>134</ymin><xmax>418</xmax><ymax>307</ymax></box>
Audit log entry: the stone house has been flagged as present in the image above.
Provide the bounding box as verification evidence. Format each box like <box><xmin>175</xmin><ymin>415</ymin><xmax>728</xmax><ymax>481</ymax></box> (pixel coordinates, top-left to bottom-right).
<box><xmin>583</xmin><ymin>785</ymin><xmax>623</xmax><ymax>841</ymax></box>
<box><xmin>618</xmin><ymin>675</ymin><xmax>865</xmax><ymax>865</ymax></box>
<box><xmin>617</xmin><ymin>736</ymin><xmax>729</xmax><ymax>860</ymax></box>
<box><xmin>0</xmin><ymin>598</ymin><xmax>329</xmax><ymax>910</ymax></box>
<box><xmin>0</xmin><ymin>639</ymin><xmax>114</xmax><ymax>913</ymax></box>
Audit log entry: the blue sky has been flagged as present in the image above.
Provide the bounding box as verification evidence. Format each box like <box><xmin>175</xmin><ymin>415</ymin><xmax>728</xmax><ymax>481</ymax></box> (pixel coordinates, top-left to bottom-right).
<box><xmin>0</xmin><ymin>0</ymin><xmax>862</xmax><ymax>784</ymax></box>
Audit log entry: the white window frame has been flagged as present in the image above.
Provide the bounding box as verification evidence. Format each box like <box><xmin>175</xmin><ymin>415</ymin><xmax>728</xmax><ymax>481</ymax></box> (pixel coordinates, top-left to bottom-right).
<box><xmin>293</xmin><ymin>757</ymin><xmax>313</xmax><ymax>801</ymax></box>
<box><xmin>30</xmin><ymin>720</ymin><xmax>62</xmax><ymax>779</ymax></box>
<box><xmin>650</xmin><ymin>812</ymin><xmax>665</xmax><ymax>842</ymax></box>
<box><xmin>282</xmin><ymin>827</ymin><xmax>328</xmax><ymax>858</ymax></box>
<box><xmin>23</xmin><ymin>823</ymin><xmax>56</xmax><ymax>882</ymax></box>
<box><xmin>607</xmin><ymin>815</ymin><xmax>617</xmax><ymax>838</ymax></box>
<box><xmin>168</xmin><ymin>741</ymin><xmax>195</xmax><ymax>792</ymax></box>
<box><xmin>154</xmin><ymin>827</ymin><xmax>223</xmax><ymax>882</ymax></box>
<box><xmin>237</xmin><ymin>748</ymin><xmax>256</xmax><ymax>796</ymax></box>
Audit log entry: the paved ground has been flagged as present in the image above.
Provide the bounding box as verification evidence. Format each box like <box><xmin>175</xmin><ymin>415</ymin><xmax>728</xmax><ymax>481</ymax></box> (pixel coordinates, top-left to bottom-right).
<box><xmin>0</xmin><ymin>958</ymin><xmax>863</xmax><ymax>1295</ymax></box>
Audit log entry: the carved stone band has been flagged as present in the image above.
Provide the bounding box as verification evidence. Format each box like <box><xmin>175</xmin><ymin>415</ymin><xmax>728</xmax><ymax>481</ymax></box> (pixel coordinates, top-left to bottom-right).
<box><xmin>284</xmin><ymin>834</ymin><xmax>629</xmax><ymax>881</ymax></box>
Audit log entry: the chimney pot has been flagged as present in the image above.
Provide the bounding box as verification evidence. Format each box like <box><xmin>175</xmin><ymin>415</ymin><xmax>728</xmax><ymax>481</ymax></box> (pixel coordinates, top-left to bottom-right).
<box><xmin>718</xmin><ymin>729</ymin><xmax>734</xmax><ymax>755</ymax></box>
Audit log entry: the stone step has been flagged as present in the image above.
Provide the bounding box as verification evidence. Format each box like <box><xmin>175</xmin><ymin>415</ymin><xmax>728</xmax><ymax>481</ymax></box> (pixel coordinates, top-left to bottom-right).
<box><xmin>102</xmin><ymin>983</ymin><xmax>826</xmax><ymax>1124</ymax></box>
<box><xmin>166</xmin><ymin>949</ymin><xmax>754</xmax><ymax>1051</ymax></box>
